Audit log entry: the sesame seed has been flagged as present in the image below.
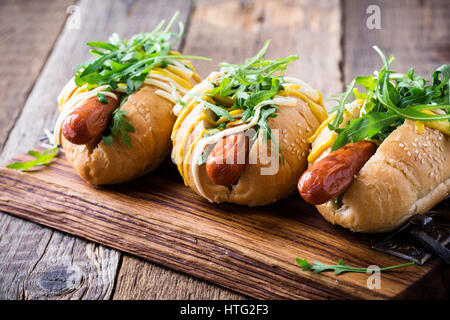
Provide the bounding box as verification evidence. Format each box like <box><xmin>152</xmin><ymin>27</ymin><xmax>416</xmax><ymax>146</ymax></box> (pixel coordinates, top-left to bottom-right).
<box><xmin>407</xmin><ymin>151</ymin><xmax>411</xmax><ymax>157</ymax></box>
<box><xmin>399</xmin><ymin>143</ymin><xmax>404</xmax><ymax>147</ymax></box>
<box><xmin>301</xmin><ymin>138</ymin><xmax>306</xmax><ymax>143</ymax></box>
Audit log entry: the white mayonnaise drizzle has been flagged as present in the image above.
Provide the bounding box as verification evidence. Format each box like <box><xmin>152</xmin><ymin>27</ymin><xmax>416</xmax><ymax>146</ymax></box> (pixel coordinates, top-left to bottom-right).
<box><xmin>54</xmin><ymin>59</ymin><xmax>196</xmax><ymax>146</ymax></box>
<box><xmin>191</xmin><ymin>96</ymin><xmax>297</xmax><ymax>201</ymax></box>
<box><xmin>172</xmin><ymin>72</ymin><xmax>323</xmax><ymax>202</ymax></box>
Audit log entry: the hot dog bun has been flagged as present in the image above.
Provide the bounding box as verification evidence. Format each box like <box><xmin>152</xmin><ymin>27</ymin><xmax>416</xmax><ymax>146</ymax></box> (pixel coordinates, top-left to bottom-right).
<box><xmin>62</xmin><ymin>85</ymin><xmax>176</xmax><ymax>185</ymax></box>
<box><xmin>314</xmin><ymin>120</ymin><xmax>450</xmax><ymax>232</ymax></box>
<box><xmin>172</xmin><ymin>73</ymin><xmax>324</xmax><ymax>206</ymax></box>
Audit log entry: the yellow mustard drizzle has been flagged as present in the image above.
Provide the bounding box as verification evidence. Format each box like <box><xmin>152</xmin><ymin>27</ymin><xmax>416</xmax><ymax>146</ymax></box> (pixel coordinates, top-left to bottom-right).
<box><xmin>307</xmin><ymin>113</ymin><xmax>336</xmax><ymax>143</ymax></box>
<box><xmin>177</xmin><ymin>113</ymin><xmax>207</xmax><ymax>181</ymax></box>
<box><xmin>58</xmin><ymin>86</ymin><xmax>78</xmax><ymax>110</ymax></box>
<box><xmin>185</xmin><ymin>61</ymin><xmax>201</xmax><ymax>83</ymax></box>
<box><xmin>416</xmin><ymin>110</ymin><xmax>450</xmax><ymax>136</ymax></box>
<box><xmin>204</xmin><ymin>109</ymin><xmax>243</xmax><ymax>127</ymax></box>
<box><xmin>213</xmin><ymin>95</ymin><xmax>235</xmax><ymax>107</ymax></box>
<box><xmin>278</xmin><ymin>87</ymin><xmax>328</xmax><ymax>123</ymax></box>
<box><xmin>169</xmin><ymin>51</ymin><xmax>201</xmax><ymax>83</ymax></box>
<box><xmin>307</xmin><ymin>132</ymin><xmax>338</xmax><ymax>163</ymax></box>
<box><xmin>150</xmin><ymin>68</ymin><xmax>193</xmax><ymax>90</ymax></box>
<box><xmin>171</xmin><ymin>100</ymin><xmax>199</xmax><ymax>140</ymax></box>
<box><xmin>415</xmin><ymin>121</ymin><xmax>426</xmax><ymax>134</ymax></box>
<box><xmin>172</xmin><ymin>77</ymin><xmax>327</xmax><ymax>187</ymax></box>
<box><xmin>182</xmin><ymin>128</ymin><xmax>207</xmax><ymax>185</ymax></box>
<box><xmin>59</xmin><ymin>85</ymin><xmax>88</xmax><ymax>111</ymax></box>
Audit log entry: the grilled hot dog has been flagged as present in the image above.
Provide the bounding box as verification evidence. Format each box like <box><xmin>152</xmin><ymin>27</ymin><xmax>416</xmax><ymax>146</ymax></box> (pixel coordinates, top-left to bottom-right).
<box><xmin>206</xmin><ymin>133</ymin><xmax>249</xmax><ymax>185</ymax></box>
<box><xmin>62</xmin><ymin>96</ymin><xmax>119</xmax><ymax>145</ymax></box>
<box><xmin>298</xmin><ymin>140</ymin><xmax>377</xmax><ymax>205</ymax></box>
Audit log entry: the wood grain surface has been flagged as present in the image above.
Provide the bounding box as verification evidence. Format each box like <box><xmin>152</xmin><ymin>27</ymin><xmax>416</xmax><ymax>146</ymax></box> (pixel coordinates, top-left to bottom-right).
<box><xmin>0</xmin><ymin>149</ymin><xmax>447</xmax><ymax>299</ymax></box>
<box><xmin>113</xmin><ymin>0</ymin><xmax>343</xmax><ymax>300</ymax></box>
<box><xmin>0</xmin><ymin>0</ymin><xmax>448</xmax><ymax>300</ymax></box>
<box><xmin>0</xmin><ymin>0</ymin><xmax>239</xmax><ymax>300</ymax></box>
<box><xmin>344</xmin><ymin>0</ymin><xmax>450</xmax><ymax>81</ymax></box>
<box><xmin>0</xmin><ymin>0</ymin><xmax>75</xmax><ymax>150</ymax></box>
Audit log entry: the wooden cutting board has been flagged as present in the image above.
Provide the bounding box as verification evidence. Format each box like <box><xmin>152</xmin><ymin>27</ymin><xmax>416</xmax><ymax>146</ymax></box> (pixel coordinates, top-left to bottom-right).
<box><xmin>0</xmin><ymin>148</ymin><xmax>447</xmax><ymax>299</ymax></box>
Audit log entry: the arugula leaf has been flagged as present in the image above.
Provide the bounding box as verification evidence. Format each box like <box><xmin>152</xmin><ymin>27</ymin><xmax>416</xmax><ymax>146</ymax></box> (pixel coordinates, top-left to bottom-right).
<box><xmin>329</xmin><ymin>46</ymin><xmax>450</xmax><ymax>150</ymax></box>
<box><xmin>296</xmin><ymin>258</ymin><xmax>414</xmax><ymax>275</ymax></box>
<box><xmin>71</xmin><ymin>12</ymin><xmax>210</xmax><ymax>148</ymax></box>
<box><xmin>355</xmin><ymin>75</ymin><xmax>376</xmax><ymax>92</ymax></box>
<box><xmin>332</xmin><ymin>112</ymin><xmax>399</xmax><ymax>150</ymax></box>
<box><xmin>244</xmin><ymin>89</ymin><xmax>278</xmax><ymax>108</ymax></box>
<box><xmin>7</xmin><ymin>147</ymin><xmax>58</xmax><ymax>171</ymax></box>
<box><xmin>102</xmin><ymin>109</ymin><xmax>135</xmax><ymax>147</ymax></box>
<box><xmin>97</xmin><ymin>92</ymin><xmax>108</xmax><ymax>104</ymax></box>
<box><xmin>198</xmin><ymin>41</ymin><xmax>297</xmax><ymax>165</ymax></box>
<box><xmin>328</xmin><ymin>79</ymin><xmax>356</xmax><ymax>131</ymax></box>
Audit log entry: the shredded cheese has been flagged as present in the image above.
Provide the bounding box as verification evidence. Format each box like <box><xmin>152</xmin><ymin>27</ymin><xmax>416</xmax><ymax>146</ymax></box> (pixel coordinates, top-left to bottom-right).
<box><xmin>54</xmin><ymin>56</ymin><xmax>199</xmax><ymax>146</ymax></box>
<box><xmin>307</xmin><ymin>101</ymin><xmax>362</xmax><ymax>163</ymax></box>
<box><xmin>308</xmin><ymin>132</ymin><xmax>338</xmax><ymax>163</ymax></box>
<box><xmin>171</xmin><ymin>73</ymin><xmax>325</xmax><ymax>201</ymax></box>
<box><xmin>417</xmin><ymin>110</ymin><xmax>450</xmax><ymax>136</ymax></box>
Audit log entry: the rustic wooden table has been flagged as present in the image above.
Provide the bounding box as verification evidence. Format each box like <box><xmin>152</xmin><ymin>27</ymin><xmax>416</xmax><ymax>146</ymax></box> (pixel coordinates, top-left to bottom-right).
<box><xmin>0</xmin><ymin>0</ymin><xmax>448</xmax><ymax>300</ymax></box>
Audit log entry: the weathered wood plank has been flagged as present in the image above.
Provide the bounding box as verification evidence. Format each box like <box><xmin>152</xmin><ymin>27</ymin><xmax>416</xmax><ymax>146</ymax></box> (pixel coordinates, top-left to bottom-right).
<box><xmin>113</xmin><ymin>255</ymin><xmax>245</xmax><ymax>300</ymax></box>
<box><xmin>1</xmin><ymin>150</ymin><xmax>446</xmax><ymax>299</ymax></box>
<box><xmin>112</xmin><ymin>0</ymin><xmax>344</xmax><ymax>299</ymax></box>
<box><xmin>0</xmin><ymin>0</ymin><xmax>221</xmax><ymax>300</ymax></box>
<box><xmin>184</xmin><ymin>0</ymin><xmax>343</xmax><ymax>109</ymax></box>
<box><xmin>0</xmin><ymin>0</ymin><xmax>75</xmax><ymax>150</ymax></box>
<box><xmin>344</xmin><ymin>0</ymin><xmax>450</xmax><ymax>81</ymax></box>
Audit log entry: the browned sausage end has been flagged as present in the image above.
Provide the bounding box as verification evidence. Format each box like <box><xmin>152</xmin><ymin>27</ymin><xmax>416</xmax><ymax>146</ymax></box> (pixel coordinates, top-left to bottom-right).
<box><xmin>298</xmin><ymin>140</ymin><xmax>377</xmax><ymax>205</ymax></box>
<box><xmin>62</xmin><ymin>95</ymin><xmax>119</xmax><ymax>145</ymax></box>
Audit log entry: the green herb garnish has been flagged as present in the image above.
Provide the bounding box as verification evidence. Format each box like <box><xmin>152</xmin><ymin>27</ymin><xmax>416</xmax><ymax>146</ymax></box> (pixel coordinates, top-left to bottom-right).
<box><xmin>97</xmin><ymin>92</ymin><xmax>108</xmax><ymax>104</ymax></box>
<box><xmin>102</xmin><ymin>109</ymin><xmax>135</xmax><ymax>147</ymax></box>
<box><xmin>73</xmin><ymin>12</ymin><xmax>210</xmax><ymax>147</ymax></box>
<box><xmin>7</xmin><ymin>147</ymin><xmax>58</xmax><ymax>171</ymax></box>
<box><xmin>201</xmin><ymin>40</ymin><xmax>298</xmax><ymax>162</ymax></box>
<box><xmin>296</xmin><ymin>258</ymin><xmax>414</xmax><ymax>275</ymax></box>
<box><xmin>330</xmin><ymin>46</ymin><xmax>450</xmax><ymax>151</ymax></box>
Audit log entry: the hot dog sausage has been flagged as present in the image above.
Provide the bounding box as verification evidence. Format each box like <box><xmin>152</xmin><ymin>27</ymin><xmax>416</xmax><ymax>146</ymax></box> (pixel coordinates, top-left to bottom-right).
<box><xmin>206</xmin><ymin>133</ymin><xmax>248</xmax><ymax>185</ymax></box>
<box><xmin>298</xmin><ymin>140</ymin><xmax>377</xmax><ymax>205</ymax></box>
<box><xmin>62</xmin><ymin>96</ymin><xmax>119</xmax><ymax>145</ymax></box>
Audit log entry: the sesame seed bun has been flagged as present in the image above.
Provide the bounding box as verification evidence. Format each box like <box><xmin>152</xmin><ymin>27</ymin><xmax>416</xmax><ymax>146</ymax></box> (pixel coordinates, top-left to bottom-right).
<box><xmin>315</xmin><ymin>120</ymin><xmax>450</xmax><ymax>232</ymax></box>
<box><xmin>172</xmin><ymin>74</ymin><xmax>323</xmax><ymax>206</ymax></box>
<box><xmin>62</xmin><ymin>85</ymin><xmax>177</xmax><ymax>185</ymax></box>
